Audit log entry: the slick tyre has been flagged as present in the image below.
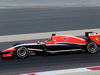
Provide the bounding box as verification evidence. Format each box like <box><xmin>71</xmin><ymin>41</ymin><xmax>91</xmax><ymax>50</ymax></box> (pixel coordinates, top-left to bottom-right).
<box><xmin>86</xmin><ymin>42</ymin><xmax>98</xmax><ymax>54</ymax></box>
<box><xmin>16</xmin><ymin>47</ymin><xmax>28</xmax><ymax>59</ymax></box>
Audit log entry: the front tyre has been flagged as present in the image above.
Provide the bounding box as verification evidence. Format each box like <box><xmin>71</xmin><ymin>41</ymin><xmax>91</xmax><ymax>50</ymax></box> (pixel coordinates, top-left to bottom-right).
<box><xmin>86</xmin><ymin>42</ymin><xmax>98</xmax><ymax>54</ymax></box>
<box><xmin>16</xmin><ymin>47</ymin><xmax>28</xmax><ymax>59</ymax></box>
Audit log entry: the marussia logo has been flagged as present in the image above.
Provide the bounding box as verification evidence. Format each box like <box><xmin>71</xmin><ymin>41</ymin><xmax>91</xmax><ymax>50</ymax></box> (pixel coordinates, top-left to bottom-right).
<box><xmin>95</xmin><ymin>37</ymin><xmax>99</xmax><ymax>42</ymax></box>
<box><xmin>61</xmin><ymin>38</ymin><xmax>68</xmax><ymax>41</ymax></box>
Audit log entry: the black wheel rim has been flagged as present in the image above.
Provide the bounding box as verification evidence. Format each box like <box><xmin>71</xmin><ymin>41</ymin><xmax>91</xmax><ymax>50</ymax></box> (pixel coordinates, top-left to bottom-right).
<box><xmin>88</xmin><ymin>42</ymin><xmax>97</xmax><ymax>53</ymax></box>
<box><xmin>18</xmin><ymin>48</ymin><xmax>27</xmax><ymax>57</ymax></box>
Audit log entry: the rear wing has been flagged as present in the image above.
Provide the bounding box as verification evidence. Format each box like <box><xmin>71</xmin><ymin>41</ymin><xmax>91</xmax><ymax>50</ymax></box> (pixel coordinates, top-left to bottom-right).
<box><xmin>85</xmin><ymin>32</ymin><xmax>98</xmax><ymax>38</ymax></box>
<box><xmin>85</xmin><ymin>32</ymin><xmax>100</xmax><ymax>45</ymax></box>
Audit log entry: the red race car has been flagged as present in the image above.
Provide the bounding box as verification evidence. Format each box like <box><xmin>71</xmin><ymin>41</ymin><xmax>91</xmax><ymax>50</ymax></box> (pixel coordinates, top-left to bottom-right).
<box><xmin>0</xmin><ymin>32</ymin><xmax>100</xmax><ymax>59</ymax></box>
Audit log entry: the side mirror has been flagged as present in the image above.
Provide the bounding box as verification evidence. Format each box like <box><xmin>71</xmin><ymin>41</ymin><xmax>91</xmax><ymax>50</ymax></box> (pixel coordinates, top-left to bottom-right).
<box><xmin>52</xmin><ymin>33</ymin><xmax>56</xmax><ymax>36</ymax></box>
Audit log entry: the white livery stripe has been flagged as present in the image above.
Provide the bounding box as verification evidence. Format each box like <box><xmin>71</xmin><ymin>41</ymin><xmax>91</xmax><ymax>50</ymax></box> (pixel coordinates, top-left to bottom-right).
<box><xmin>28</xmin><ymin>48</ymin><xmax>43</xmax><ymax>51</ymax></box>
<box><xmin>46</xmin><ymin>44</ymin><xmax>59</xmax><ymax>45</ymax></box>
<box><xmin>56</xmin><ymin>42</ymin><xmax>86</xmax><ymax>45</ymax></box>
<box><xmin>47</xmin><ymin>49</ymin><xmax>81</xmax><ymax>53</ymax></box>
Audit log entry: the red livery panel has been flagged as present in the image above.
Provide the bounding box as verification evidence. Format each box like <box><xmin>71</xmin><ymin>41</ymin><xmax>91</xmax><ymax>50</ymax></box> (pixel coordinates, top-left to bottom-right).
<box><xmin>89</xmin><ymin>35</ymin><xmax>100</xmax><ymax>45</ymax></box>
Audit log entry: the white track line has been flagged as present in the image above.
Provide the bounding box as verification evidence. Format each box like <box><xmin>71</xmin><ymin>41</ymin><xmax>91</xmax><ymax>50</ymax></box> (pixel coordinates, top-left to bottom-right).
<box><xmin>20</xmin><ymin>66</ymin><xmax>100</xmax><ymax>75</ymax></box>
<box><xmin>0</xmin><ymin>28</ymin><xmax>100</xmax><ymax>42</ymax></box>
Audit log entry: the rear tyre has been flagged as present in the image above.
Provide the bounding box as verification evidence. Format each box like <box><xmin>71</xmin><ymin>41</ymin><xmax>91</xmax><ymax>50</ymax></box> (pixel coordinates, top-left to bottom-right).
<box><xmin>86</xmin><ymin>42</ymin><xmax>98</xmax><ymax>54</ymax></box>
<box><xmin>16</xmin><ymin>47</ymin><xmax>28</xmax><ymax>59</ymax></box>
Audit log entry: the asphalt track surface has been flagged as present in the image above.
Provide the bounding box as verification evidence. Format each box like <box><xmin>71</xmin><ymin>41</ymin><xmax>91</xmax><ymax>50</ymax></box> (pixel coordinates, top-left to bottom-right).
<box><xmin>0</xmin><ymin>38</ymin><xmax>100</xmax><ymax>75</ymax></box>
<box><xmin>0</xmin><ymin>7</ymin><xmax>100</xmax><ymax>35</ymax></box>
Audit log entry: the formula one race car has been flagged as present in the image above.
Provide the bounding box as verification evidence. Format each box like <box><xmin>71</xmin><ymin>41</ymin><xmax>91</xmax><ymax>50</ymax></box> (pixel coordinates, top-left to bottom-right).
<box><xmin>0</xmin><ymin>32</ymin><xmax>100</xmax><ymax>59</ymax></box>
